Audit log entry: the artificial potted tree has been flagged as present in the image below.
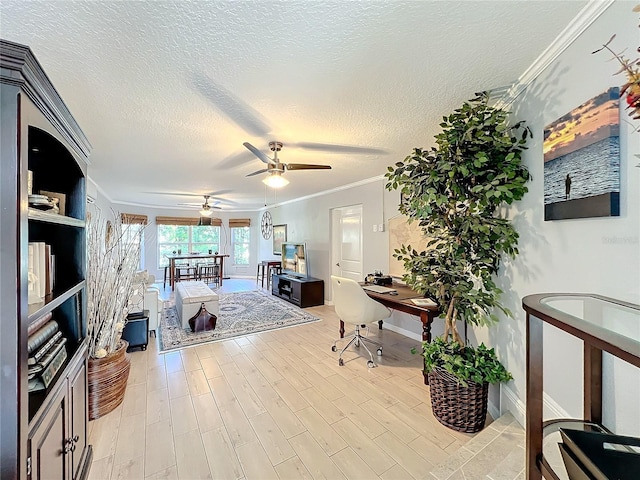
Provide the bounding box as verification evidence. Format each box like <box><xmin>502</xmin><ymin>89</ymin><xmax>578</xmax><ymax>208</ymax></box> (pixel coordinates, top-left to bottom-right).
<box><xmin>386</xmin><ymin>91</ymin><xmax>531</xmax><ymax>432</ymax></box>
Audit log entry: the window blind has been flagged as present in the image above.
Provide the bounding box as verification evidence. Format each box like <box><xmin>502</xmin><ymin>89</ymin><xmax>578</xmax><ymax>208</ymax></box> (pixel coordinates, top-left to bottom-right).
<box><xmin>229</xmin><ymin>218</ymin><xmax>251</xmax><ymax>228</ymax></box>
<box><xmin>120</xmin><ymin>213</ymin><xmax>148</xmax><ymax>225</ymax></box>
<box><xmin>155</xmin><ymin>216</ymin><xmax>199</xmax><ymax>226</ymax></box>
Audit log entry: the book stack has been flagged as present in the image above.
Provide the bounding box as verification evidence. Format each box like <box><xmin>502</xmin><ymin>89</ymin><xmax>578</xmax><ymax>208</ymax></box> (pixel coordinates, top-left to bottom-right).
<box><xmin>27</xmin><ymin>312</ymin><xmax>67</xmax><ymax>392</ymax></box>
<box><xmin>27</xmin><ymin>242</ymin><xmax>55</xmax><ymax>305</ymax></box>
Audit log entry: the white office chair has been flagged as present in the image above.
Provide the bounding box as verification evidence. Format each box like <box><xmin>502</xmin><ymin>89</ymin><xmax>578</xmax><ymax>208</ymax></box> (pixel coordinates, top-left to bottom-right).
<box><xmin>331</xmin><ymin>275</ymin><xmax>391</xmax><ymax>368</ymax></box>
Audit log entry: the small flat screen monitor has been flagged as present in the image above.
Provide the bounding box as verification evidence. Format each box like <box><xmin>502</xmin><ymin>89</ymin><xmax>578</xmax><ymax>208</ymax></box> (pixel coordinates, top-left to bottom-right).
<box><xmin>281</xmin><ymin>242</ymin><xmax>308</xmax><ymax>278</ymax></box>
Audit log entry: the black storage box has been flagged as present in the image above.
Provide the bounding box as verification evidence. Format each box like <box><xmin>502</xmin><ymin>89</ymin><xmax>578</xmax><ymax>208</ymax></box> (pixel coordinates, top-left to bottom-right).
<box><xmin>122</xmin><ymin>310</ymin><xmax>149</xmax><ymax>351</ymax></box>
<box><xmin>560</xmin><ymin>428</ymin><xmax>640</xmax><ymax>480</ymax></box>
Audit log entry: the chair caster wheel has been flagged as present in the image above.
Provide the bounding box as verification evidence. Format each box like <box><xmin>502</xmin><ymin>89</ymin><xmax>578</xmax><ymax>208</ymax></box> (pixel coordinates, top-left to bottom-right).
<box><xmin>367</xmin><ymin>360</ymin><xmax>375</xmax><ymax>368</ymax></box>
<box><xmin>377</xmin><ymin>348</ymin><xmax>382</xmax><ymax>356</ymax></box>
<box><xmin>331</xmin><ymin>345</ymin><xmax>337</xmax><ymax>352</ymax></box>
<box><xmin>338</xmin><ymin>358</ymin><xmax>344</xmax><ymax>366</ymax></box>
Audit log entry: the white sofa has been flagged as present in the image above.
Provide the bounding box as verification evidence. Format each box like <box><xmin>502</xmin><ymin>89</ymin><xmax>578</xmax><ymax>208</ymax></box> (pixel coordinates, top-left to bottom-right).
<box><xmin>129</xmin><ymin>271</ymin><xmax>163</xmax><ymax>335</ymax></box>
<box><xmin>175</xmin><ymin>281</ymin><xmax>219</xmax><ymax>330</ymax></box>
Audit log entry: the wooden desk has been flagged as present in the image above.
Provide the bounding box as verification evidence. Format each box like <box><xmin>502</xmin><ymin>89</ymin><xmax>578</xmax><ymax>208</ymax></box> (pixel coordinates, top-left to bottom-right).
<box><xmin>166</xmin><ymin>254</ymin><xmax>229</xmax><ymax>290</ymax></box>
<box><xmin>345</xmin><ymin>283</ymin><xmax>440</xmax><ymax>383</ymax></box>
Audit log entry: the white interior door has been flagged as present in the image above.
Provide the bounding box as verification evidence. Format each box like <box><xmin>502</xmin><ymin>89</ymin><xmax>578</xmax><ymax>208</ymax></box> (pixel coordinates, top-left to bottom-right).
<box><xmin>331</xmin><ymin>205</ymin><xmax>363</xmax><ymax>282</ymax></box>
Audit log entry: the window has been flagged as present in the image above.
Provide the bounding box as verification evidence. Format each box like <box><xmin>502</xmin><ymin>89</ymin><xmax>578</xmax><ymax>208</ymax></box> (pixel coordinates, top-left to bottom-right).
<box><xmin>157</xmin><ymin>224</ymin><xmax>220</xmax><ymax>268</ymax></box>
<box><xmin>122</xmin><ymin>223</ymin><xmax>145</xmax><ymax>270</ymax></box>
<box><xmin>232</xmin><ymin>227</ymin><xmax>250</xmax><ymax>265</ymax></box>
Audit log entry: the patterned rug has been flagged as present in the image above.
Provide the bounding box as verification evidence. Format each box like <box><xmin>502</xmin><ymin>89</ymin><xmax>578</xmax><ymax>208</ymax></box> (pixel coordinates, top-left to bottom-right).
<box><xmin>158</xmin><ymin>290</ymin><xmax>321</xmax><ymax>352</ymax></box>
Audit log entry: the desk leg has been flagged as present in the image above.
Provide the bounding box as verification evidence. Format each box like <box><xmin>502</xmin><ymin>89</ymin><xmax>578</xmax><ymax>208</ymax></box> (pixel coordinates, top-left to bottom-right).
<box><xmin>219</xmin><ymin>257</ymin><xmax>224</xmax><ymax>286</ymax></box>
<box><xmin>420</xmin><ymin>312</ymin><xmax>433</xmax><ymax>385</ymax></box>
<box><xmin>420</xmin><ymin>312</ymin><xmax>432</xmax><ymax>343</ymax></box>
<box><xmin>170</xmin><ymin>259</ymin><xmax>176</xmax><ymax>291</ymax></box>
<box><xmin>339</xmin><ymin>320</ymin><xmax>345</xmax><ymax>339</ymax></box>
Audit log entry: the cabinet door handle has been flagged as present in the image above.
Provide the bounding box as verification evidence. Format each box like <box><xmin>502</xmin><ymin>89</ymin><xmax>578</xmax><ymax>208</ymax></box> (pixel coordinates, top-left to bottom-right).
<box><xmin>72</xmin><ymin>435</ymin><xmax>79</xmax><ymax>442</ymax></box>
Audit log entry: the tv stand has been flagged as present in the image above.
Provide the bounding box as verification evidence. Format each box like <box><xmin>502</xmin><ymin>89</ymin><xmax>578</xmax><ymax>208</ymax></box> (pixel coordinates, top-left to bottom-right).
<box><xmin>272</xmin><ymin>274</ymin><xmax>324</xmax><ymax>308</ymax></box>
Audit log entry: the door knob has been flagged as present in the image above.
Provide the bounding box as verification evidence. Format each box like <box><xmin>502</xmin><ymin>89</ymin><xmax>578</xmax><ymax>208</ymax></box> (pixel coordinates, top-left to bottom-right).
<box><xmin>336</xmin><ymin>263</ymin><xmax>340</xmax><ymax>267</ymax></box>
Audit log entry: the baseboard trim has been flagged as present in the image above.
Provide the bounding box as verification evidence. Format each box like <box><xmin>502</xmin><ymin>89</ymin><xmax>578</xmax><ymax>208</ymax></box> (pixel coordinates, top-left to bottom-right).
<box><xmin>500</xmin><ymin>384</ymin><xmax>571</xmax><ymax>429</ymax></box>
<box><xmin>502</xmin><ymin>384</ymin><xmax>527</xmax><ymax>428</ymax></box>
<box><xmin>380</xmin><ymin>321</ymin><xmax>422</xmax><ymax>342</ymax></box>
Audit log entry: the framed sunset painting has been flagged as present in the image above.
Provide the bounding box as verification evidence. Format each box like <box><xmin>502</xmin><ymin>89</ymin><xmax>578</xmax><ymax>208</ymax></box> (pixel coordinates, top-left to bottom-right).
<box><xmin>543</xmin><ymin>87</ymin><xmax>620</xmax><ymax>220</ymax></box>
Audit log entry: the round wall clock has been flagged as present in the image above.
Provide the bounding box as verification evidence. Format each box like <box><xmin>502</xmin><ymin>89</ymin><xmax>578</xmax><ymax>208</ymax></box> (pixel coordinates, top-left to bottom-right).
<box><xmin>261</xmin><ymin>211</ymin><xmax>273</xmax><ymax>239</ymax></box>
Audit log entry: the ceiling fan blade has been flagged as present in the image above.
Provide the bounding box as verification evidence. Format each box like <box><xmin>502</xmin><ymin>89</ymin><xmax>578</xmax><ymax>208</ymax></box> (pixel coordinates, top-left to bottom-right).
<box><xmin>246</xmin><ymin>168</ymin><xmax>269</xmax><ymax>177</ymax></box>
<box><xmin>292</xmin><ymin>142</ymin><xmax>387</xmax><ymax>155</ymax></box>
<box><xmin>243</xmin><ymin>142</ymin><xmax>276</xmax><ymax>165</ymax></box>
<box><xmin>285</xmin><ymin>163</ymin><xmax>332</xmax><ymax>171</ymax></box>
<box><xmin>191</xmin><ymin>72</ymin><xmax>271</xmax><ymax>137</ymax></box>
<box><xmin>143</xmin><ymin>190</ymin><xmax>232</xmax><ymax>197</ymax></box>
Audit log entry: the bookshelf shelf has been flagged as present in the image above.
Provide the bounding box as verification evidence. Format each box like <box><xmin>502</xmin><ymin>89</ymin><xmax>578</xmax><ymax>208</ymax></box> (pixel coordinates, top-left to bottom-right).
<box><xmin>27</xmin><ymin>281</ymin><xmax>85</xmax><ymax>323</ymax></box>
<box><xmin>29</xmin><ymin>208</ymin><xmax>86</xmax><ymax>228</ymax></box>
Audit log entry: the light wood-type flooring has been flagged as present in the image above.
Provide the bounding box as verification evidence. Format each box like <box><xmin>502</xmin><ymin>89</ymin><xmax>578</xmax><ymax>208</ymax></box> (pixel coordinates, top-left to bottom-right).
<box><xmin>87</xmin><ymin>279</ymin><xmax>524</xmax><ymax>480</ymax></box>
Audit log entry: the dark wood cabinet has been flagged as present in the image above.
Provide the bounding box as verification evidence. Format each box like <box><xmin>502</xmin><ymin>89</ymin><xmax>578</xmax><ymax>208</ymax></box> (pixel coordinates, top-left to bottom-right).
<box><xmin>28</xmin><ymin>387</ymin><xmax>67</xmax><ymax>480</ymax></box>
<box><xmin>1</xmin><ymin>40</ymin><xmax>92</xmax><ymax>480</ymax></box>
<box><xmin>272</xmin><ymin>274</ymin><xmax>324</xmax><ymax>308</ymax></box>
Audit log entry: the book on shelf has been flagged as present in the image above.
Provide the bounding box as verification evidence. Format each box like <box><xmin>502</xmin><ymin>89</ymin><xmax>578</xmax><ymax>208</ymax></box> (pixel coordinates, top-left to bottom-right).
<box><xmin>409</xmin><ymin>297</ymin><xmax>438</xmax><ymax>307</ymax></box>
<box><xmin>27</xmin><ymin>312</ymin><xmax>53</xmax><ymax>336</ymax></box>
<box><xmin>27</xmin><ymin>320</ymin><xmax>59</xmax><ymax>355</ymax></box>
<box><xmin>28</xmin><ymin>331</ymin><xmax>63</xmax><ymax>365</ymax></box>
<box><xmin>40</xmin><ymin>345</ymin><xmax>67</xmax><ymax>388</ymax></box>
<box><xmin>27</xmin><ymin>241</ymin><xmax>55</xmax><ymax>302</ymax></box>
<box><xmin>28</xmin><ymin>336</ymin><xmax>67</xmax><ymax>384</ymax></box>
<box><xmin>44</xmin><ymin>244</ymin><xmax>53</xmax><ymax>296</ymax></box>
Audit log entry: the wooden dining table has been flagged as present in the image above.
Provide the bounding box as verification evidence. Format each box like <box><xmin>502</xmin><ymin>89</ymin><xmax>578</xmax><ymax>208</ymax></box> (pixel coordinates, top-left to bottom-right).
<box><xmin>166</xmin><ymin>253</ymin><xmax>229</xmax><ymax>290</ymax></box>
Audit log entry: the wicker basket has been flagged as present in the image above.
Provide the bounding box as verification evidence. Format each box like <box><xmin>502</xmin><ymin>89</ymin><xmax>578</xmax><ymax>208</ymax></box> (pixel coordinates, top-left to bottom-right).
<box><xmin>87</xmin><ymin>340</ymin><xmax>131</xmax><ymax>420</ymax></box>
<box><xmin>427</xmin><ymin>366</ymin><xmax>489</xmax><ymax>433</ymax></box>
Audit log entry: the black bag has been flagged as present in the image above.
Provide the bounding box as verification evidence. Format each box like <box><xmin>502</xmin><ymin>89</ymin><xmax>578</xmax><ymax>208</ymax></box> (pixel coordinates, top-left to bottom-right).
<box><xmin>188</xmin><ymin>302</ymin><xmax>217</xmax><ymax>333</ymax></box>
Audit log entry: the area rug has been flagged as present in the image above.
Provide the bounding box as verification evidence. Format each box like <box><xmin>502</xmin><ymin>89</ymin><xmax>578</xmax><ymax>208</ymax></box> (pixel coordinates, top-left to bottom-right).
<box><xmin>157</xmin><ymin>290</ymin><xmax>321</xmax><ymax>352</ymax></box>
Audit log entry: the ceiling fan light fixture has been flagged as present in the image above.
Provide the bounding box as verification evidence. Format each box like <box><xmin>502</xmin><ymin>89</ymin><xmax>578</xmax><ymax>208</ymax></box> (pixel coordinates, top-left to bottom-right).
<box><xmin>199</xmin><ymin>205</ymin><xmax>213</xmax><ymax>216</ymax></box>
<box><xmin>262</xmin><ymin>173</ymin><xmax>289</xmax><ymax>188</ymax></box>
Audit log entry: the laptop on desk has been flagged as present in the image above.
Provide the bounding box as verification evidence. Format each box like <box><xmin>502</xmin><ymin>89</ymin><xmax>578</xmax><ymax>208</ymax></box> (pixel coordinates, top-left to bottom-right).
<box><xmin>362</xmin><ymin>284</ymin><xmax>397</xmax><ymax>294</ymax></box>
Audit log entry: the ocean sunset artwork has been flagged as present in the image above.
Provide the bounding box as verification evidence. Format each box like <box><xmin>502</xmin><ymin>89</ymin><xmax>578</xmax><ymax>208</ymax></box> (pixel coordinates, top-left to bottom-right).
<box><xmin>543</xmin><ymin>87</ymin><xmax>620</xmax><ymax>220</ymax></box>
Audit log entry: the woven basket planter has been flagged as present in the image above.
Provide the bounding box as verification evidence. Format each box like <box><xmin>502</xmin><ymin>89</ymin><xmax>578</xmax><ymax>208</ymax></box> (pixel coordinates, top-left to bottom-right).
<box><xmin>87</xmin><ymin>340</ymin><xmax>131</xmax><ymax>420</ymax></box>
<box><xmin>427</xmin><ymin>366</ymin><xmax>489</xmax><ymax>433</ymax></box>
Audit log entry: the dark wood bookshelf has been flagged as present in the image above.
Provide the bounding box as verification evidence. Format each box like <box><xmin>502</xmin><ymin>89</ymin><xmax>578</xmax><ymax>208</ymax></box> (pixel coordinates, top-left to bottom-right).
<box><xmin>1</xmin><ymin>39</ymin><xmax>92</xmax><ymax>480</ymax></box>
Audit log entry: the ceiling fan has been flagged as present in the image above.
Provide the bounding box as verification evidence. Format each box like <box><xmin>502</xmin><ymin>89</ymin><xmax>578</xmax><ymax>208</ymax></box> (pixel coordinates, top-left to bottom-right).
<box><xmin>243</xmin><ymin>141</ymin><xmax>331</xmax><ymax>188</ymax></box>
<box><xmin>177</xmin><ymin>195</ymin><xmax>222</xmax><ymax>216</ymax></box>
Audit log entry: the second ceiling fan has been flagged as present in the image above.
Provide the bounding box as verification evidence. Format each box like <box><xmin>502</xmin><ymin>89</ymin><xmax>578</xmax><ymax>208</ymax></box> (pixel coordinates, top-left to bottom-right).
<box><xmin>243</xmin><ymin>141</ymin><xmax>331</xmax><ymax>188</ymax></box>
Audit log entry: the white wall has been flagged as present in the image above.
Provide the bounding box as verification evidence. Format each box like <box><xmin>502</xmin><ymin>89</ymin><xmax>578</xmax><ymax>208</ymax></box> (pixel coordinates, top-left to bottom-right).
<box><xmin>258</xmin><ymin>178</ymin><xmax>389</xmax><ymax>284</ymax></box>
<box><xmin>473</xmin><ymin>0</ymin><xmax>640</xmax><ymax>434</ymax></box>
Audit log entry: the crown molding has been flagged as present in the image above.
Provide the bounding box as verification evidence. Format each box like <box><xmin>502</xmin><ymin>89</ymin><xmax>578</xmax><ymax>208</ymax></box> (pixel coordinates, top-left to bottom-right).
<box><xmin>496</xmin><ymin>0</ymin><xmax>615</xmax><ymax>109</ymax></box>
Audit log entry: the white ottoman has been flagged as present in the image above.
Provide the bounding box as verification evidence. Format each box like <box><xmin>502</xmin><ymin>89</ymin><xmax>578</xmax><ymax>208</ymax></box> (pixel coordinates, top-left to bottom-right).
<box><xmin>175</xmin><ymin>281</ymin><xmax>219</xmax><ymax>329</ymax></box>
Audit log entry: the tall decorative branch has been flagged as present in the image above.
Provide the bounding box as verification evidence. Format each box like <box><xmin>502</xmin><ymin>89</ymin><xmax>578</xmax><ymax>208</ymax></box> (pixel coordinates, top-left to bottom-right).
<box><xmin>86</xmin><ymin>210</ymin><xmax>143</xmax><ymax>358</ymax></box>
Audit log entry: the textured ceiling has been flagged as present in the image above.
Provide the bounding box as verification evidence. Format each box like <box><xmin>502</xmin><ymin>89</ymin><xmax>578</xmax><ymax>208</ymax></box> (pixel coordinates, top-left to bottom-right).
<box><xmin>1</xmin><ymin>0</ymin><xmax>588</xmax><ymax>211</ymax></box>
